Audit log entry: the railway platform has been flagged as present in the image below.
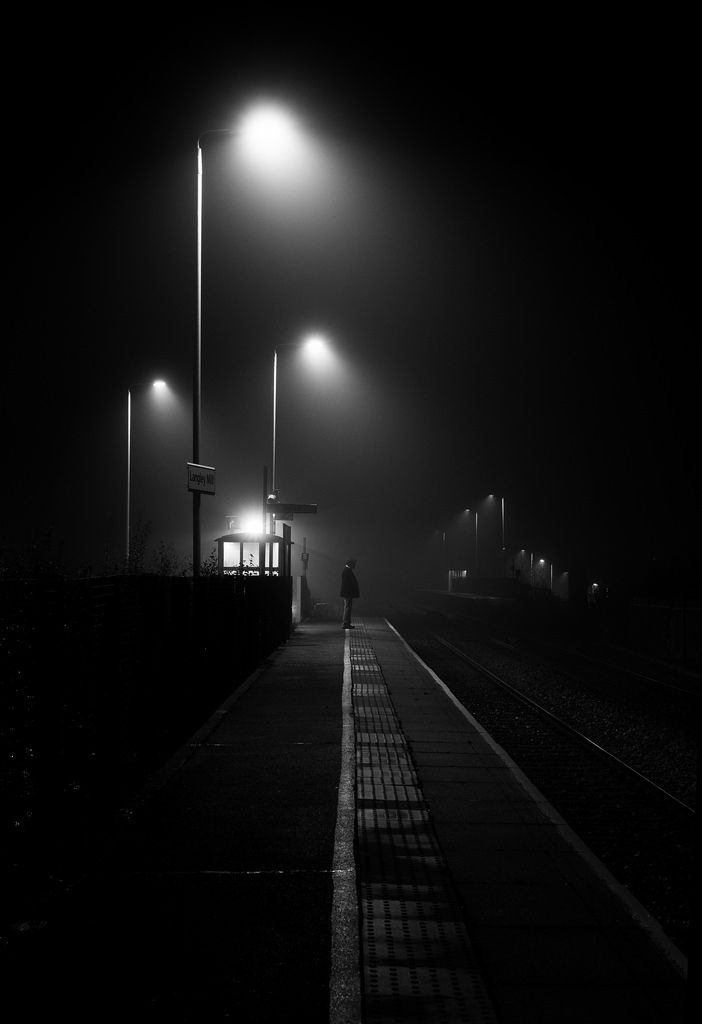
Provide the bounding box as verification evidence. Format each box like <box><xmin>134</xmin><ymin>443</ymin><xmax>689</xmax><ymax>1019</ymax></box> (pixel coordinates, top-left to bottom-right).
<box><xmin>4</xmin><ymin>616</ymin><xmax>691</xmax><ymax>1022</ymax></box>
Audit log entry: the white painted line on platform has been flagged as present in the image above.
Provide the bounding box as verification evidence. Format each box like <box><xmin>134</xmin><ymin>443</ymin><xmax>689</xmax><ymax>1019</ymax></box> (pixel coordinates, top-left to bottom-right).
<box><xmin>329</xmin><ymin>631</ymin><xmax>361</xmax><ymax>1024</ymax></box>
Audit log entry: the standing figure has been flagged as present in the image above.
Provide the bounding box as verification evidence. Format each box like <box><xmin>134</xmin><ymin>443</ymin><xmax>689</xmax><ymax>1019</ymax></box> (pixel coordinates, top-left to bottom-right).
<box><xmin>340</xmin><ymin>559</ymin><xmax>360</xmax><ymax>629</ymax></box>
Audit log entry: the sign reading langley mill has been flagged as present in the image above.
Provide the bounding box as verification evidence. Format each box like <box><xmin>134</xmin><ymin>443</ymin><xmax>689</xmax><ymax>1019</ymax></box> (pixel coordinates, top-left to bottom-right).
<box><xmin>187</xmin><ymin>463</ymin><xmax>216</xmax><ymax>494</ymax></box>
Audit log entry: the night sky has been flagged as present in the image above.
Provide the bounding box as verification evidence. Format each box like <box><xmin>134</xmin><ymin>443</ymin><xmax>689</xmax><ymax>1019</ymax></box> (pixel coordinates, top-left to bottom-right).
<box><xmin>5</xmin><ymin>16</ymin><xmax>697</xmax><ymax>607</ymax></box>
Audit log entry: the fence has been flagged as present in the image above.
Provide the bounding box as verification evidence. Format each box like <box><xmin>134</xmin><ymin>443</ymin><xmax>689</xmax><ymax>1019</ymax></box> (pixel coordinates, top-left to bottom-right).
<box><xmin>0</xmin><ymin>573</ymin><xmax>293</xmax><ymax>866</ymax></box>
<box><xmin>628</xmin><ymin>599</ymin><xmax>701</xmax><ymax>668</ymax></box>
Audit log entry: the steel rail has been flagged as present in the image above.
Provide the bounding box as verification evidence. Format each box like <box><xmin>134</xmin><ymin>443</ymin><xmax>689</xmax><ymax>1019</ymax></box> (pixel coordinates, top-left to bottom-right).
<box><xmin>432</xmin><ymin>633</ymin><xmax>696</xmax><ymax>816</ymax></box>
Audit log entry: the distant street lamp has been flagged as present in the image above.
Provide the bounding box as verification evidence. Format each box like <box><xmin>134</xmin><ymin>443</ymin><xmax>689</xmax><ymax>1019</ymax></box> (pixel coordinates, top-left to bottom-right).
<box><xmin>272</xmin><ymin>332</ymin><xmax>329</xmax><ymax>497</ymax></box>
<box><xmin>473</xmin><ymin>493</ymin><xmax>505</xmax><ymax>573</ymax></box>
<box><xmin>537</xmin><ymin>557</ymin><xmax>550</xmax><ymax>592</ymax></box>
<box><xmin>474</xmin><ymin>511</ymin><xmax>479</xmax><ymax>574</ymax></box>
<box><xmin>269</xmin><ymin>333</ymin><xmax>330</xmax><ymax>570</ymax></box>
<box><xmin>463</xmin><ymin>508</ymin><xmax>478</xmax><ymax>574</ymax></box>
<box><xmin>126</xmin><ymin>379</ymin><xmax>167</xmax><ymax>568</ymax></box>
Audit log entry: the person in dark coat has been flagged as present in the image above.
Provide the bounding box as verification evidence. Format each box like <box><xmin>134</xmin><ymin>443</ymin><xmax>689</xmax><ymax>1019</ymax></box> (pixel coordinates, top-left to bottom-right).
<box><xmin>340</xmin><ymin>559</ymin><xmax>360</xmax><ymax>629</ymax></box>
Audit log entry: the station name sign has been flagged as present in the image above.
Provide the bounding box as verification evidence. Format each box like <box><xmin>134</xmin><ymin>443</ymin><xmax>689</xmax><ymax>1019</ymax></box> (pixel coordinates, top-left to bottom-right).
<box><xmin>187</xmin><ymin>463</ymin><xmax>216</xmax><ymax>494</ymax></box>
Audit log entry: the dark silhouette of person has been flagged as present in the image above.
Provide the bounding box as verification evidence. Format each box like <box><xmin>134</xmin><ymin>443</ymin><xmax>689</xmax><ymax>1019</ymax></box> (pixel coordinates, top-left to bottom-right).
<box><xmin>340</xmin><ymin>559</ymin><xmax>360</xmax><ymax>628</ymax></box>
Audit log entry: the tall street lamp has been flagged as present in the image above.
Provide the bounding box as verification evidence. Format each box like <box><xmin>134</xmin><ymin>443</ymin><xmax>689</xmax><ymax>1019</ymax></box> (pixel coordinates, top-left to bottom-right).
<box><xmin>126</xmin><ymin>379</ymin><xmax>167</xmax><ymax>568</ymax></box>
<box><xmin>195</xmin><ymin>128</ymin><xmax>231</xmax><ymax>577</ymax></box>
<box><xmin>194</xmin><ymin>103</ymin><xmax>311</xmax><ymax>577</ymax></box>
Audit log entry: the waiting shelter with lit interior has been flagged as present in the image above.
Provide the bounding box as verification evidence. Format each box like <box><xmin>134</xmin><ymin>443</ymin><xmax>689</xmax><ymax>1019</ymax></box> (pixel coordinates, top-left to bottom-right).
<box><xmin>215</xmin><ymin>522</ymin><xmax>293</xmax><ymax>577</ymax></box>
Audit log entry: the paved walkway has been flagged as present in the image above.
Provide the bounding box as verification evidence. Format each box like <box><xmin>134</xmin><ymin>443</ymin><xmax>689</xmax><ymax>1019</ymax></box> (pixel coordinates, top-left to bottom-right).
<box><xmin>5</xmin><ymin>617</ymin><xmax>689</xmax><ymax>1023</ymax></box>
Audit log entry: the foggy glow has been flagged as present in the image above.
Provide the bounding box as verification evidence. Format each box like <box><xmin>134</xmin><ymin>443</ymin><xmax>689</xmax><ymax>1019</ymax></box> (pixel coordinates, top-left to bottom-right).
<box><xmin>148</xmin><ymin>379</ymin><xmax>176</xmax><ymax>411</ymax></box>
<box><xmin>238</xmin><ymin>103</ymin><xmax>302</xmax><ymax>164</ymax></box>
<box><xmin>230</xmin><ymin>97</ymin><xmax>347</xmax><ymax>220</ymax></box>
<box><xmin>300</xmin><ymin>332</ymin><xmax>335</xmax><ymax>371</ymax></box>
<box><xmin>235</xmin><ymin>100</ymin><xmax>319</xmax><ymax>194</ymax></box>
<box><xmin>241</xmin><ymin>512</ymin><xmax>264</xmax><ymax>535</ymax></box>
<box><xmin>303</xmin><ymin>332</ymin><xmax>328</xmax><ymax>356</ymax></box>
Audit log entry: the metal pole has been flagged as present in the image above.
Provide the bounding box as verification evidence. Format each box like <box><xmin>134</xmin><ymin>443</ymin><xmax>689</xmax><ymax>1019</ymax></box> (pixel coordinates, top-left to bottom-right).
<box><xmin>193</xmin><ymin>128</ymin><xmax>234</xmax><ymax>578</ymax></box>
<box><xmin>262</xmin><ymin>465</ymin><xmax>268</xmax><ymax>577</ymax></box>
<box><xmin>475</xmin><ymin>512</ymin><xmax>478</xmax><ymax>575</ymax></box>
<box><xmin>193</xmin><ymin>140</ymin><xmax>203</xmax><ymax>578</ymax></box>
<box><xmin>269</xmin><ymin>347</ymin><xmax>278</xmax><ymax>571</ymax></box>
<box><xmin>126</xmin><ymin>388</ymin><xmax>132</xmax><ymax>567</ymax></box>
<box><xmin>272</xmin><ymin>347</ymin><xmax>278</xmax><ymax>496</ymax></box>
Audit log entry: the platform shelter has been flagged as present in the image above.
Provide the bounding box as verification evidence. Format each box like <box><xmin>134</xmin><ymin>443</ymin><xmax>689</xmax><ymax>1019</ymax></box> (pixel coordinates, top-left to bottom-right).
<box><xmin>215</xmin><ymin>524</ymin><xmax>292</xmax><ymax>577</ymax></box>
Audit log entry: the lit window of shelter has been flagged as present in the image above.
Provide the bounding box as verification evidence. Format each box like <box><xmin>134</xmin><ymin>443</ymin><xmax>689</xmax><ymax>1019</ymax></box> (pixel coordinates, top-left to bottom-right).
<box><xmin>215</xmin><ymin>525</ymin><xmax>292</xmax><ymax>577</ymax></box>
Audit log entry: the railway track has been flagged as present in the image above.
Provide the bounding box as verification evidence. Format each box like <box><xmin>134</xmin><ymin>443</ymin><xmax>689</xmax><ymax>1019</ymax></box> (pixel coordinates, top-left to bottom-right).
<box><xmin>386</xmin><ymin>602</ymin><xmax>697</xmax><ymax>959</ymax></box>
<box><xmin>432</xmin><ymin>633</ymin><xmax>695</xmax><ymax>815</ymax></box>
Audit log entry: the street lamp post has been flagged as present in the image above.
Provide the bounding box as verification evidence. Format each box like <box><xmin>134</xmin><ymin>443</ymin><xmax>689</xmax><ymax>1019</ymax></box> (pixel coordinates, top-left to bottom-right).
<box><xmin>195</xmin><ymin>129</ymin><xmax>231</xmax><ymax>577</ymax></box>
<box><xmin>268</xmin><ymin>334</ymin><xmax>329</xmax><ymax>569</ymax></box>
<box><xmin>271</xmin><ymin>346</ymin><xmax>279</xmax><ymax>498</ymax></box>
<box><xmin>194</xmin><ymin>104</ymin><xmax>310</xmax><ymax>577</ymax></box>
<box><xmin>126</xmin><ymin>380</ymin><xmax>166</xmax><ymax>568</ymax></box>
<box><xmin>474</xmin><ymin>511</ymin><xmax>479</xmax><ymax>575</ymax></box>
<box><xmin>271</xmin><ymin>333</ymin><xmax>329</xmax><ymax>500</ymax></box>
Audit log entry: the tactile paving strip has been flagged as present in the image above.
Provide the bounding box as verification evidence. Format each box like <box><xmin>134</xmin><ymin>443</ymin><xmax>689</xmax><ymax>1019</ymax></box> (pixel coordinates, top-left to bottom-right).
<box><xmin>350</xmin><ymin>625</ymin><xmax>497</xmax><ymax>1023</ymax></box>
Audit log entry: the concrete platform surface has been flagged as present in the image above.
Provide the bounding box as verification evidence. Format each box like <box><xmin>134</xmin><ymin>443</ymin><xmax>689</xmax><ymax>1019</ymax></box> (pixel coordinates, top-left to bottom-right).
<box><xmin>3</xmin><ymin>616</ymin><xmax>690</xmax><ymax>1023</ymax></box>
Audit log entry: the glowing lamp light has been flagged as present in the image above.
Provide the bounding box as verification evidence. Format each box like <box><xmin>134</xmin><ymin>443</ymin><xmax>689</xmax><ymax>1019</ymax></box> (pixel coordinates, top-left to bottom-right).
<box><xmin>238</xmin><ymin>103</ymin><xmax>302</xmax><ymax>161</ymax></box>
<box><xmin>236</xmin><ymin>101</ymin><xmax>316</xmax><ymax>193</ymax></box>
<box><xmin>303</xmin><ymin>332</ymin><xmax>328</xmax><ymax>355</ymax></box>
<box><xmin>241</xmin><ymin>513</ymin><xmax>264</xmax><ymax>535</ymax></box>
<box><xmin>300</xmin><ymin>331</ymin><xmax>334</xmax><ymax>370</ymax></box>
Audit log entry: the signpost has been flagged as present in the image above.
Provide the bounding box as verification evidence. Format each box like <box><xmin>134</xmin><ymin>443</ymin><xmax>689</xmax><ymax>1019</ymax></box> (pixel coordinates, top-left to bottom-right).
<box><xmin>263</xmin><ymin>470</ymin><xmax>318</xmax><ymax>572</ymax></box>
<box><xmin>187</xmin><ymin>463</ymin><xmax>216</xmax><ymax>494</ymax></box>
